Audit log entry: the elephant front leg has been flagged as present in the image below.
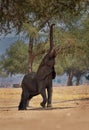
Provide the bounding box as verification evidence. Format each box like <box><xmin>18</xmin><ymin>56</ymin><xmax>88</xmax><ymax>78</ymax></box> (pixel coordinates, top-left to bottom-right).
<box><xmin>40</xmin><ymin>88</ymin><xmax>47</xmax><ymax>108</ymax></box>
<box><xmin>18</xmin><ymin>90</ymin><xmax>29</xmax><ymax>110</ymax></box>
<box><xmin>47</xmin><ymin>87</ymin><xmax>53</xmax><ymax>108</ymax></box>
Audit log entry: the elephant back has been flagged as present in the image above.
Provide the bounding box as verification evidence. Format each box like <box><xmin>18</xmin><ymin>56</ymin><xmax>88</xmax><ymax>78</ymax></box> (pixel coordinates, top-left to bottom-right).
<box><xmin>21</xmin><ymin>72</ymin><xmax>38</xmax><ymax>91</ymax></box>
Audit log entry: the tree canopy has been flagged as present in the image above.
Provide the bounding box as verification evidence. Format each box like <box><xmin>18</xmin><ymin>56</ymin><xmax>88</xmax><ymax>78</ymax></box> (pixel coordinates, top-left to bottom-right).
<box><xmin>0</xmin><ymin>0</ymin><xmax>89</xmax><ymax>85</ymax></box>
<box><xmin>0</xmin><ymin>0</ymin><xmax>89</xmax><ymax>33</ymax></box>
<box><xmin>54</xmin><ymin>15</ymin><xmax>89</xmax><ymax>85</ymax></box>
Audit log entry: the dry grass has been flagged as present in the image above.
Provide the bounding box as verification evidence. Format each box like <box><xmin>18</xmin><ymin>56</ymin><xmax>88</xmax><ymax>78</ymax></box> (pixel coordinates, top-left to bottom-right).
<box><xmin>0</xmin><ymin>85</ymin><xmax>89</xmax><ymax>130</ymax></box>
<box><xmin>0</xmin><ymin>85</ymin><xmax>89</xmax><ymax>109</ymax></box>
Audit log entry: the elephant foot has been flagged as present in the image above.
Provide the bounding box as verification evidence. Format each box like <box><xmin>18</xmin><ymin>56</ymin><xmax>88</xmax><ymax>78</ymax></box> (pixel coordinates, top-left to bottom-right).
<box><xmin>47</xmin><ymin>104</ymin><xmax>52</xmax><ymax>108</ymax></box>
<box><xmin>40</xmin><ymin>102</ymin><xmax>46</xmax><ymax>108</ymax></box>
<box><xmin>18</xmin><ymin>107</ymin><xmax>27</xmax><ymax>110</ymax></box>
<box><xmin>18</xmin><ymin>104</ymin><xmax>27</xmax><ymax>110</ymax></box>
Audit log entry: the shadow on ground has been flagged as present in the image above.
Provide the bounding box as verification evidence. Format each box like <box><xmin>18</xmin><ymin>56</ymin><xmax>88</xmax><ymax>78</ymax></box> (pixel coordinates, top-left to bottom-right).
<box><xmin>0</xmin><ymin>98</ymin><xmax>89</xmax><ymax>111</ymax></box>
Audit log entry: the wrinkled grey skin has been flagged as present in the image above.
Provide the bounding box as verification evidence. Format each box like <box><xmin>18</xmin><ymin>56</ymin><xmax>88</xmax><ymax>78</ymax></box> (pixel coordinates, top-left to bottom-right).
<box><xmin>18</xmin><ymin>48</ymin><xmax>56</xmax><ymax>110</ymax></box>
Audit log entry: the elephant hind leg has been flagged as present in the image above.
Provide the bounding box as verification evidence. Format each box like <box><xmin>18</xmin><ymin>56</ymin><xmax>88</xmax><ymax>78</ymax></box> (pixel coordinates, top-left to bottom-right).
<box><xmin>18</xmin><ymin>90</ymin><xmax>29</xmax><ymax>110</ymax></box>
<box><xmin>47</xmin><ymin>86</ymin><xmax>52</xmax><ymax>108</ymax></box>
<box><xmin>26</xmin><ymin>95</ymin><xmax>33</xmax><ymax>108</ymax></box>
<box><xmin>40</xmin><ymin>89</ymin><xmax>47</xmax><ymax>108</ymax></box>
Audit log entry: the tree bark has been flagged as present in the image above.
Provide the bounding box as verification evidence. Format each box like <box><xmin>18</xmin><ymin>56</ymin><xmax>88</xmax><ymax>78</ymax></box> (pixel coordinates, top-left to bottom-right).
<box><xmin>76</xmin><ymin>76</ymin><xmax>81</xmax><ymax>86</ymax></box>
<box><xmin>67</xmin><ymin>71</ymin><xmax>73</xmax><ymax>86</ymax></box>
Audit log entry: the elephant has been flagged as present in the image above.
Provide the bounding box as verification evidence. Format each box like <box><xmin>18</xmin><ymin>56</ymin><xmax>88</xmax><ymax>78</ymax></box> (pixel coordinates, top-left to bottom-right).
<box><xmin>18</xmin><ymin>47</ymin><xmax>56</xmax><ymax>110</ymax></box>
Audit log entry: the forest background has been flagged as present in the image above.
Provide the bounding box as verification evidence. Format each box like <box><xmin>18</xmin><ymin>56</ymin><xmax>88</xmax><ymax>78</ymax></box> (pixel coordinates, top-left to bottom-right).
<box><xmin>0</xmin><ymin>0</ymin><xmax>89</xmax><ymax>86</ymax></box>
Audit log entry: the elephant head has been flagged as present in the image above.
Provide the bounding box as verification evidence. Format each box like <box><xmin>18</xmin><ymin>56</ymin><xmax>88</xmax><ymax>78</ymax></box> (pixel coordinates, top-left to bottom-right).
<box><xmin>36</xmin><ymin>46</ymin><xmax>56</xmax><ymax>80</ymax></box>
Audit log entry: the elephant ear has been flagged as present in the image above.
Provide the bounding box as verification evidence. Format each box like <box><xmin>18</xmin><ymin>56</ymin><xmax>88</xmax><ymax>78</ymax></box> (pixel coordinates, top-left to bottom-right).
<box><xmin>37</xmin><ymin>65</ymin><xmax>52</xmax><ymax>80</ymax></box>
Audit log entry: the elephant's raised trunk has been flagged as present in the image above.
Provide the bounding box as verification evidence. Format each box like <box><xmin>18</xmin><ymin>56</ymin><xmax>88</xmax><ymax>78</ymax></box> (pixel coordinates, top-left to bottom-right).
<box><xmin>50</xmin><ymin>24</ymin><xmax>55</xmax><ymax>50</ymax></box>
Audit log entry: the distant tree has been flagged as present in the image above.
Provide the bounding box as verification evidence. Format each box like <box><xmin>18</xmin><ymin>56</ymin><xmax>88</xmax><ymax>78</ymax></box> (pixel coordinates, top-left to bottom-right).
<box><xmin>0</xmin><ymin>24</ymin><xmax>55</xmax><ymax>75</ymax></box>
<box><xmin>0</xmin><ymin>0</ymin><xmax>89</xmax><ymax>85</ymax></box>
<box><xmin>0</xmin><ymin>41</ymin><xmax>28</xmax><ymax>75</ymax></box>
<box><xmin>0</xmin><ymin>40</ymin><xmax>50</xmax><ymax>75</ymax></box>
<box><xmin>54</xmin><ymin>18</ymin><xmax>89</xmax><ymax>86</ymax></box>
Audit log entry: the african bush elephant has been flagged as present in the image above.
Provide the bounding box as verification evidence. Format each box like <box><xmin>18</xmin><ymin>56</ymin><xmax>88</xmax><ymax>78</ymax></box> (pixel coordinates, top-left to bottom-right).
<box><xmin>18</xmin><ymin>47</ymin><xmax>56</xmax><ymax>110</ymax></box>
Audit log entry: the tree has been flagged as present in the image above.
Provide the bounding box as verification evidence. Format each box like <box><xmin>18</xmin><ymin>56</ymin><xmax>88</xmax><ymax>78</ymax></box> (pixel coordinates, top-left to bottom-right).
<box><xmin>0</xmin><ymin>39</ymin><xmax>50</xmax><ymax>75</ymax></box>
<box><xmin>0</xmin><ymin>0</ymin><xmax>89</xmax><ymax>86</ymax></box>
<box><xmin>54</xmin><ymin>15</ymin><xmax>89</xmax><ymax>86</ymax></box>
<box><xmin>0</xmin><ymin>24</ymin><xmax>55</xmax><ymax>75</ymax></box>
<box><xmin>0</xmin><ymin>41</ymin><xmax>28</xmax><ymax>75</ymax></box>
<box><xmin>22</xmin><ymin>22</ymin><xmax>39</xmax><ymax>72</ymax></box>
<box><xmin>21</xmin><ymin>22</ymin><xmax>55</xmax><ymax>73</ymax></box>
<box><xmin>0</xmin><ymin>0</ymin><xmax>89</xmax><ymax>33</ymax></box>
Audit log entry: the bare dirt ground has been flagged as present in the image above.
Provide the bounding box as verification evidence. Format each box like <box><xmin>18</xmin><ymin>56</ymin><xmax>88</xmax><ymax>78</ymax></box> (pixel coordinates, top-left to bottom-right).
<box><xmin>0</xmin><ymin>85</ymin><xmax>89</xmax><ymax>130</ymax></box>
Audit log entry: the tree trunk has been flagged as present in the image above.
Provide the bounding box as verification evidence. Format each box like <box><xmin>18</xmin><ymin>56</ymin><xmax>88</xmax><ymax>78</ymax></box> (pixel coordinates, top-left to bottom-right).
<box><xmin>74</xmin><ymin>70</ymin><xmax>82</xmax><ymax>86</ymax></box>
<box><xmin>76</xmin><ymin>76</ymin><xmax>81</xmax><ymax>86</ymax></box>
<box><xmin>67</xmin><ymin>71</ymin><xmax>73</xmax><ymax>86</ymax></box>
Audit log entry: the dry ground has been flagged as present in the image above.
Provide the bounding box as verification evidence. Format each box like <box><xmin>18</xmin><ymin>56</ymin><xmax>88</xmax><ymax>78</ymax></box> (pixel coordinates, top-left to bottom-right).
<box><xmin>0</xmin><ymin>85</ymin><xmax>89</xmax><ymax>130</ymax></box>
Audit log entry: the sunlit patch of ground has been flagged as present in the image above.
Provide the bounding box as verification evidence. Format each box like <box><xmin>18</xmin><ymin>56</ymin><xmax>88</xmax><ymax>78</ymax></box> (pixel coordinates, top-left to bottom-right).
<box><xmin>0</xmin><ymin>85</ymin><xmax>89</xmax><ymax>130</ymax></box>
<box><xmin>0</xmin><ymin>85</ymin><xmax>89</xmax><ymax>109</ymax></box>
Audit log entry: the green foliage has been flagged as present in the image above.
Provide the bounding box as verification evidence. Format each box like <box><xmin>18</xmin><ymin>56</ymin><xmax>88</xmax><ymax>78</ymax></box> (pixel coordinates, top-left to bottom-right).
<box><xmin>0</xmin><ymin>0</ymin><xmax>89</xmax><ymax>33</ymax></box>
<box><xmin>0</xmin><ymin>40</ymin><xmax>50</xmax><ymax>75</ymax></box>
<box><xmin>53</xmin><ymin>16</ymin><xmax>89</xmax><ymax>75</ymax></box>
<box><xmin>1</xmin><ymin>15</ymin><xmax>89</xmax><ymax>76</ymax></box>
<box><xmin>0</xmin><ymin>0</ymin><xmax>89</xmax><ymax>78</ymax></box>
<box><xmin>0</xmin><ymin>41</ymin><xmax>28</xmax><ymax>75</ymax></box>
<box><xmin>22</xmin><ymin>22</ymin><xmax>39</xmax><ymax>39</ymax></box>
